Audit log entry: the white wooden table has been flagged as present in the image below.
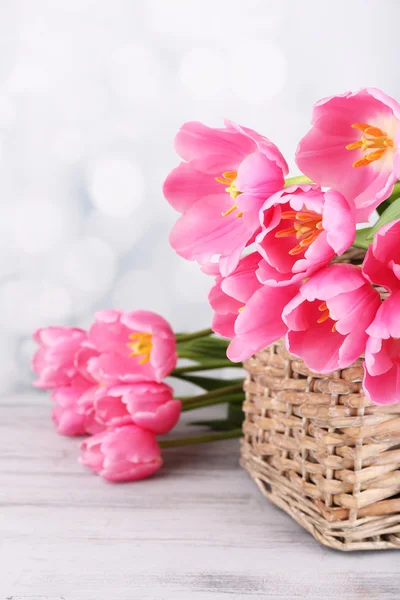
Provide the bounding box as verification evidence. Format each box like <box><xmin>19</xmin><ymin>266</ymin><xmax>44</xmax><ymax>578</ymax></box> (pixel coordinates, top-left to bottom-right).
<box><xmin>1</xmin><ymin>393</ymin><xmax>399</xmax><ymax>599</ymax></box>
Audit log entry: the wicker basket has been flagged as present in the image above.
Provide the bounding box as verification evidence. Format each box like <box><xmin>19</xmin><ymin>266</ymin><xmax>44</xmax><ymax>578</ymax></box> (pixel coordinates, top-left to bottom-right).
<box><xmin>241</xmin><ymin>341</ymin><xmax>400</xmax><ymax>551</ymax></box>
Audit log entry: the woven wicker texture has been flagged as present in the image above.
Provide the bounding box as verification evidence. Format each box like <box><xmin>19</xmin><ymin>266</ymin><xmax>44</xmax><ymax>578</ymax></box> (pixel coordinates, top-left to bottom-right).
<box><xmin>241</xmin><ymin>341</ymin><xmax>400</xmax><ymax>551</ymax></box>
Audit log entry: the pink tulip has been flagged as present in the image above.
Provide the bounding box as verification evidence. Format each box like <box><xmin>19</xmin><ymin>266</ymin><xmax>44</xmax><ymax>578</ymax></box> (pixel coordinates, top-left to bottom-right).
<box><xmin>32</xmin><ymin>326</ymin><xmax>103</xmax><ymax>436</ymax></box>
<box><xmin>32</xmin><ymin>326</ymin><xmax>88</xmax><ymax>389</ymax></box>
<box><xmin>92</xmin><ymin>381</ymin><xmax>181</xmax><ymax>435</ymax></box>
<box><xmin>256</xmin><ymin>185</ymin><xmax>355</xmax><ymax>286</ymax></box>
<box><xmin>227</xmin><ymin>282</ymin><xmax>300</xmax><ymax>362</ymax></box>
<box><xmin>209</xmin><ymin>252</ymin><xmax>263</xmax><ymax>338</ymax></box>
<box><xmin>364</xmin><ymin>292</ymin><xmax>400</xmax><ymax>405</ymax></box>
<box><xmin>87</xmin><ymin>309</ymin><xmax>177</xmax><ymax>385</ymax></box>
<box><xmin>296</xmin><ymin>88</ymin><xmax>400</xmax><ymax>221</ymax></box>
<box><xmin>283</xmin><ymin>264</ymin><xmax>381</xmax><ymax>374</ymax></box>
<box><xmin>51</xmin><ymin>379</ymin><xmax>103</xmax><ymax>437</ymax></box>
<box><xmin>80</xmin><ymin>425</ymin><xmax>163</xmax><ymax>483</ymax></box>
<box><xmin>362</xmin><ymin>218</ymin><xmax>400</xmax><ymax>293</ymax></box>
<box><xmin>164</xmin><ymin>120</ymin><xmax>288</xmax><ymax>276</ymax></box>
<box><xmin>395</xmin><ymin>129</ymin><xmax>400</xmax><ymax>178</ymax></box>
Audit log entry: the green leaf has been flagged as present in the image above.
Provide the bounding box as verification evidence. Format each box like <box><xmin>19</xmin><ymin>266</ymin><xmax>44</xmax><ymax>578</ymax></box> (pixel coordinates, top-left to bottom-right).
<box><xmin>188</xmin><ymin>419</ymin><xmax>240</xmax><ymax>431</ymax></box>
<box><xmin>376</xmin><ymin>199</ymin><xmax>392</xmax><ymax>216</ymax></box>
<box><xmin>176</xmin><ymin>374</ymin><xmax>244</xmax><ymax>392</ymax></box>
<box><xmin>353</xmin><ymin>227</ymin><xmax>373</xmax><ymax>250</ymax></box>
<box><xmin>376</xmin><ymin>181</ymin><xmax>400</xmax><ymax>215</ymax></box>
<box><xmin>171</xmin><ymin>360</ymin><xmax>242</xmax><ymax>375</ymax></box>
<box><xmin>181</xmin><ymin>392</ymin><xmax>245</xmax><ymax>412</ymax></box>
<box><xmin>284</xmin><ymin>175</ymin><xmax>313</xmax><ymax>188</ymax></box>
<box><xmin>367</xmin><ymin>196</ymin><xmax>400</xmax><ymax>240</ymax></box>
<box><xmin>177</xmin><ymin>336</ymin><xmax>230</xmax><ymax>360</ymax></box>
<box><xmin>227</xmin><ymin>402</ymin><xmax>244</xmax><ymax>427</ymax></box>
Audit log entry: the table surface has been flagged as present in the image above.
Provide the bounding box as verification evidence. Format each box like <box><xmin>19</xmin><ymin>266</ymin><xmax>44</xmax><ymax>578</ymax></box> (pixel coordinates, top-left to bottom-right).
<box><xmin>1</xmin><ymin>392</ymin><xmax>399</xmax><ymax>600</ymax></box>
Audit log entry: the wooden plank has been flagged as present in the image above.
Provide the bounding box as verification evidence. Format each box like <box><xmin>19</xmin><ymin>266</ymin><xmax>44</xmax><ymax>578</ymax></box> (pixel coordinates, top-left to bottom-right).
<box><xmin>0</xmin><ymin>394</ymin><xmax>399</xmax><ymax>599</ymax></box>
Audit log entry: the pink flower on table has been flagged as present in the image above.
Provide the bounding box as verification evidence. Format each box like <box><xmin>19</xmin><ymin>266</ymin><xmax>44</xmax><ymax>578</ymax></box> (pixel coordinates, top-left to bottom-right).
<box><xmin>32</xmin><ymin>326</ymin><xmax>87</xmax><ymax>389</ymax></box>
<box><xmin>364</xmin><ymin>293</ymin><xmax>400</xmax><ymax>405</ymax></box>
<box><xmin>51</xmin><ymin>378</ymin><xmax>102</xmax><ymax>437</ymax></box>
<box><xmin>209</xmin><ymin>252</ymin><xmax>263</xmax><ymax>339</ymax></box>
<box><xmin>87</xmin><ymin>309</ymin><xmax>177</xmax><ymax>385</ymax></box>
<box><xmin>74</xmin><ymin>345</ymin><xmax>100</xmax><ymax>384</ymax></box>
<box><xmin>92</xmin><ymin>381</ymin><xmax>181</xmax><ymax>435</ymax></box>
<box><xmin>362</xmin><ymin>218</ymin><xmax>400</xmax><ymax>293</ymax></box>
<box><xmin>32</xmin><ymin>326</ymin><xmax>103</xmax><ymax>436</ymax></box>
<box><xmin>164</xmin><ymin>120</ymin><xmax>288</xmax><ymax>276</ymax></box>
<box><xmin>227</xmin><ymin>283</ymin><xmax>301</xmax><ymax>362</ymax></box>
<box><xmin>256</xmin><ymin>185</ymin><xmax>355</xmax><ymax>286</ymax></box>
<box><xmin>80</xmin><ymin>425</ymin><xmax>163</xmax><ymax>483</ymax></box>
<box><xmin>296</xmin><ymin>88</ymin><xmax>400</xmax><ymax>221</ymax></box>
<box><xmin>283</xmin><ymin>264</ymin><xmax>381</xmax><ymax>374</ymax></box>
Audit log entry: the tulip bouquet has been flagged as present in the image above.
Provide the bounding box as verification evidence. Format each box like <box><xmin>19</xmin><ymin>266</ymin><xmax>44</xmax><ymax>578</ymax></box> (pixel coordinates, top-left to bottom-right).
<box><xmin>33</xmin><ymin>87</ymin><xmax>400</xmax><ymax>484</ymax></box>
<box><xmin>32</xmin><ymin>311</ymin><xmax>245</xmax><ymax>482</ymax></box>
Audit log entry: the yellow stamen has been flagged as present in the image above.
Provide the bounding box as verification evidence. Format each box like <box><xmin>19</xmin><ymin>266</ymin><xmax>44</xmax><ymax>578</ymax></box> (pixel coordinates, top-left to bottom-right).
<box><xmin>222</xmin><ymin>204</ymin><xmax>238</xmax><ymax>217</ymax></box>
<box><xmin>281</xmin><ymin>205</ymin><xmax>324</xmax><ymax>256</ymax></box>
<box><xmin>316</xmin><ymin>301</ymin><xmax>338</xmax><ymax>331</ymax></box>
<box><xmin>296</xmin><ymin>211</ymin><xmax>321</xmax><ymax>222</ymax></box>
<box><xmin>275</xmin><ymin>227</ymin><xmax>297</xmax><ymax>238</ymax></box>
<box><xmin>225</xmin><ymin>180</ymin><xmax>240</xmax><ymax>200</ymax></box>
<box><xmin>221</xmin><ymin>171</ymin><xmax>237</xmax><ymax>180</ymax></box>
<box><xmin>216</xmin><ymin>171</ymin><xmax>243</xmax><ymax>218</ymax></box>
<box><xmin>366</xmin><ymin>148</ymin><xmax>387</xmax><ymax>162</ymax></box>
<box><xmin>296</xmin><ymin>225</ymin><xmax>313</xmax><ymax>237</ymax></box>
<box><xmin>281</xmin><ymin>210</ymin><xmax>298</xmax><ymax>220</ymax></box>
<box><xmin>346</xmin><ymin>140</ymin><xmax>364</xmax><ymax>151</ymax></box>
<box><xmin>238</xmin><ymin>306</ymin><xmax>245</xmax><ymax>313</ymax></box>
<box><xmin>352</xmin><ymin>156</ymin><xmax>371</xmax><ymax>168</ymax></box>
<box><xmin>288</xmin><ymin>243</ymin><xmax>306</xmax><ymax>256</ymax></box>
<box><xmin>351</xmin><ymin>123</ymin><xmax>387</xmax><ymax>137</ymax></box>
<box><xmin>299</xmin><ymin>229</ymin><xmax>321</xmax><ymax>247</ymax></box>
<box><xmin>347</xmin><ymin>122</ymin><xmax>395</xmax><ymax>168</ymax></box>
<box><xmin>127</xmin><ymin>332</ymin><xmax>153</xmax><ymax>365</ymax></box>
<box><xmin>317</xmin><ymin>310</ymin><xmax>330</xmax><ymax>324</ymax></box>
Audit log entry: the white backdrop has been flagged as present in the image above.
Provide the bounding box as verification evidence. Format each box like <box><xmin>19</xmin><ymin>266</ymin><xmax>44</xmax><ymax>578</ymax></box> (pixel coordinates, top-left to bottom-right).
<box><xmin>2</xmin><ymin>0</ymin><xmax>400</xmax><ymax>392</ymax></box>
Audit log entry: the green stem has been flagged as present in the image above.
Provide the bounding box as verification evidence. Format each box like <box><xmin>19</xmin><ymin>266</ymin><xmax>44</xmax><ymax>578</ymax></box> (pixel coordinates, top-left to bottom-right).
<box><xmin>159</xmin><ymin>428</ymin><xmax>242</xmax><ymax>448</ymax></box>
<box><xmin>180</xmin><ymin>393</ymin><xmax>243</xmax><ymax>412</ymax></box>
<box><xmin>284</xmin><ymin>175</ymin><xmax>313</xmax><ymax>188</ymax></box>
<box><xmin>171</xmin><ymin>360</ymin><xmax>242</xmax><ymax>376</ymax></box>
<box><xmin>178</xmin><ymin>383</ymin><xmax>244</xmax><ymax>403</ymax></box>
<box><xmin>392</xmin><ymin>181</ymin><xmax>400</xmax><ymax>198</ymax></box>
<box><xmin>175</xmin><ymin>328</ymin><xmax>213</xmax><ymax>344</ymax></box>
<box><xmin>376</xmin><ymin>181</ymin><xmax>400</xmax><ymax>215</ymax></box>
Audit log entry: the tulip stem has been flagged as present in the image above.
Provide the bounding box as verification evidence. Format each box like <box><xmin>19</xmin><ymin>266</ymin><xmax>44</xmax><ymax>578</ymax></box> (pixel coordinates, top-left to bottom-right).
<box><xmin>171</xmin><ymin>360</ymin><xmax>242</xmax><ymax>375</ymax></box>
<box><xmin>180</xmin><ymin>394</ymin><xmax>243</xmax><ymax>412</ymax></box>
<box><xmin>284</xmin><ymin>175</ymin><xmax>313</xmax><ymax>188</ymax></box>
<box><xmin>159</xmin><ymin>428</ymin><xmax>242</xmax><ymax>448</ymax></box>
<box><xmin>178</xmin><ymin>383</ymin><xmax>244</xmax><ymax>404</ymax></box>
<box><xmin>392</xmin><ymin>181</ymin><xmax>400</xmax><ymax>198</ymax></box>
<box><xmin>175</xmin><ymin>328</ymin><xmax>213</xmax><ymax>344</ymax></box>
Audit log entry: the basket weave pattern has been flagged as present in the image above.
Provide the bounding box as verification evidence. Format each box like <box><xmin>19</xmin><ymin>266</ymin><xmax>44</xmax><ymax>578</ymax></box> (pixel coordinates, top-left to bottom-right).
<box><xmin>241</xmin><ymin>341</ymin><xmax>400</xmax><ymax>551</ymax></box>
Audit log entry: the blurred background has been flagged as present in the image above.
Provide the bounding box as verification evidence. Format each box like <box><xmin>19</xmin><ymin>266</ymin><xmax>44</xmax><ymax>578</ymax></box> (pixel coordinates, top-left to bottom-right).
<box><xmin>2</xmin><ymin>0</ymin><xmax>400</xmax><ymax>392</ymax></box>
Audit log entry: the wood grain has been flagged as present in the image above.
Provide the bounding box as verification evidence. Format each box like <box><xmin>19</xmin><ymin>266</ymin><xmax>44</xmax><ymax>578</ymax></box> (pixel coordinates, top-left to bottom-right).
<box><xmin>0</xmin><ymin>393</ymin><xmax>399</xmax><ymax>599</ymax></box>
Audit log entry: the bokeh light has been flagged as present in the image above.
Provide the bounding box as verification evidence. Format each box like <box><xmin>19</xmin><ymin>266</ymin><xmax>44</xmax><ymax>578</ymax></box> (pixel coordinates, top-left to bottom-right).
<box><xmin>87</xmin><ymin>157</ymin><xmax>144</xmax><ymax>216</ymax></box>
<box><xmin>0</xmin><ymin>0</ymin><xmax>399</xmax><ymax>394</ymax></box>
<box><xmin>230</xmin><ymin>40</ymin><xmax>288</xmax><ymax>104</ymax></box>
<box><xmin>179</xmin><ymin>48</ymin><xmax>227</xmax><ymax>100</ymax></box>
<box><xmin>63</xmin><ymin>237</ymin><xmax>117</xmax><ymax>294</ymax></box>
<box><xmin>111</xmin><ymin>269</ymin><xmax>172</xmax><ymax>319</ymax></box>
